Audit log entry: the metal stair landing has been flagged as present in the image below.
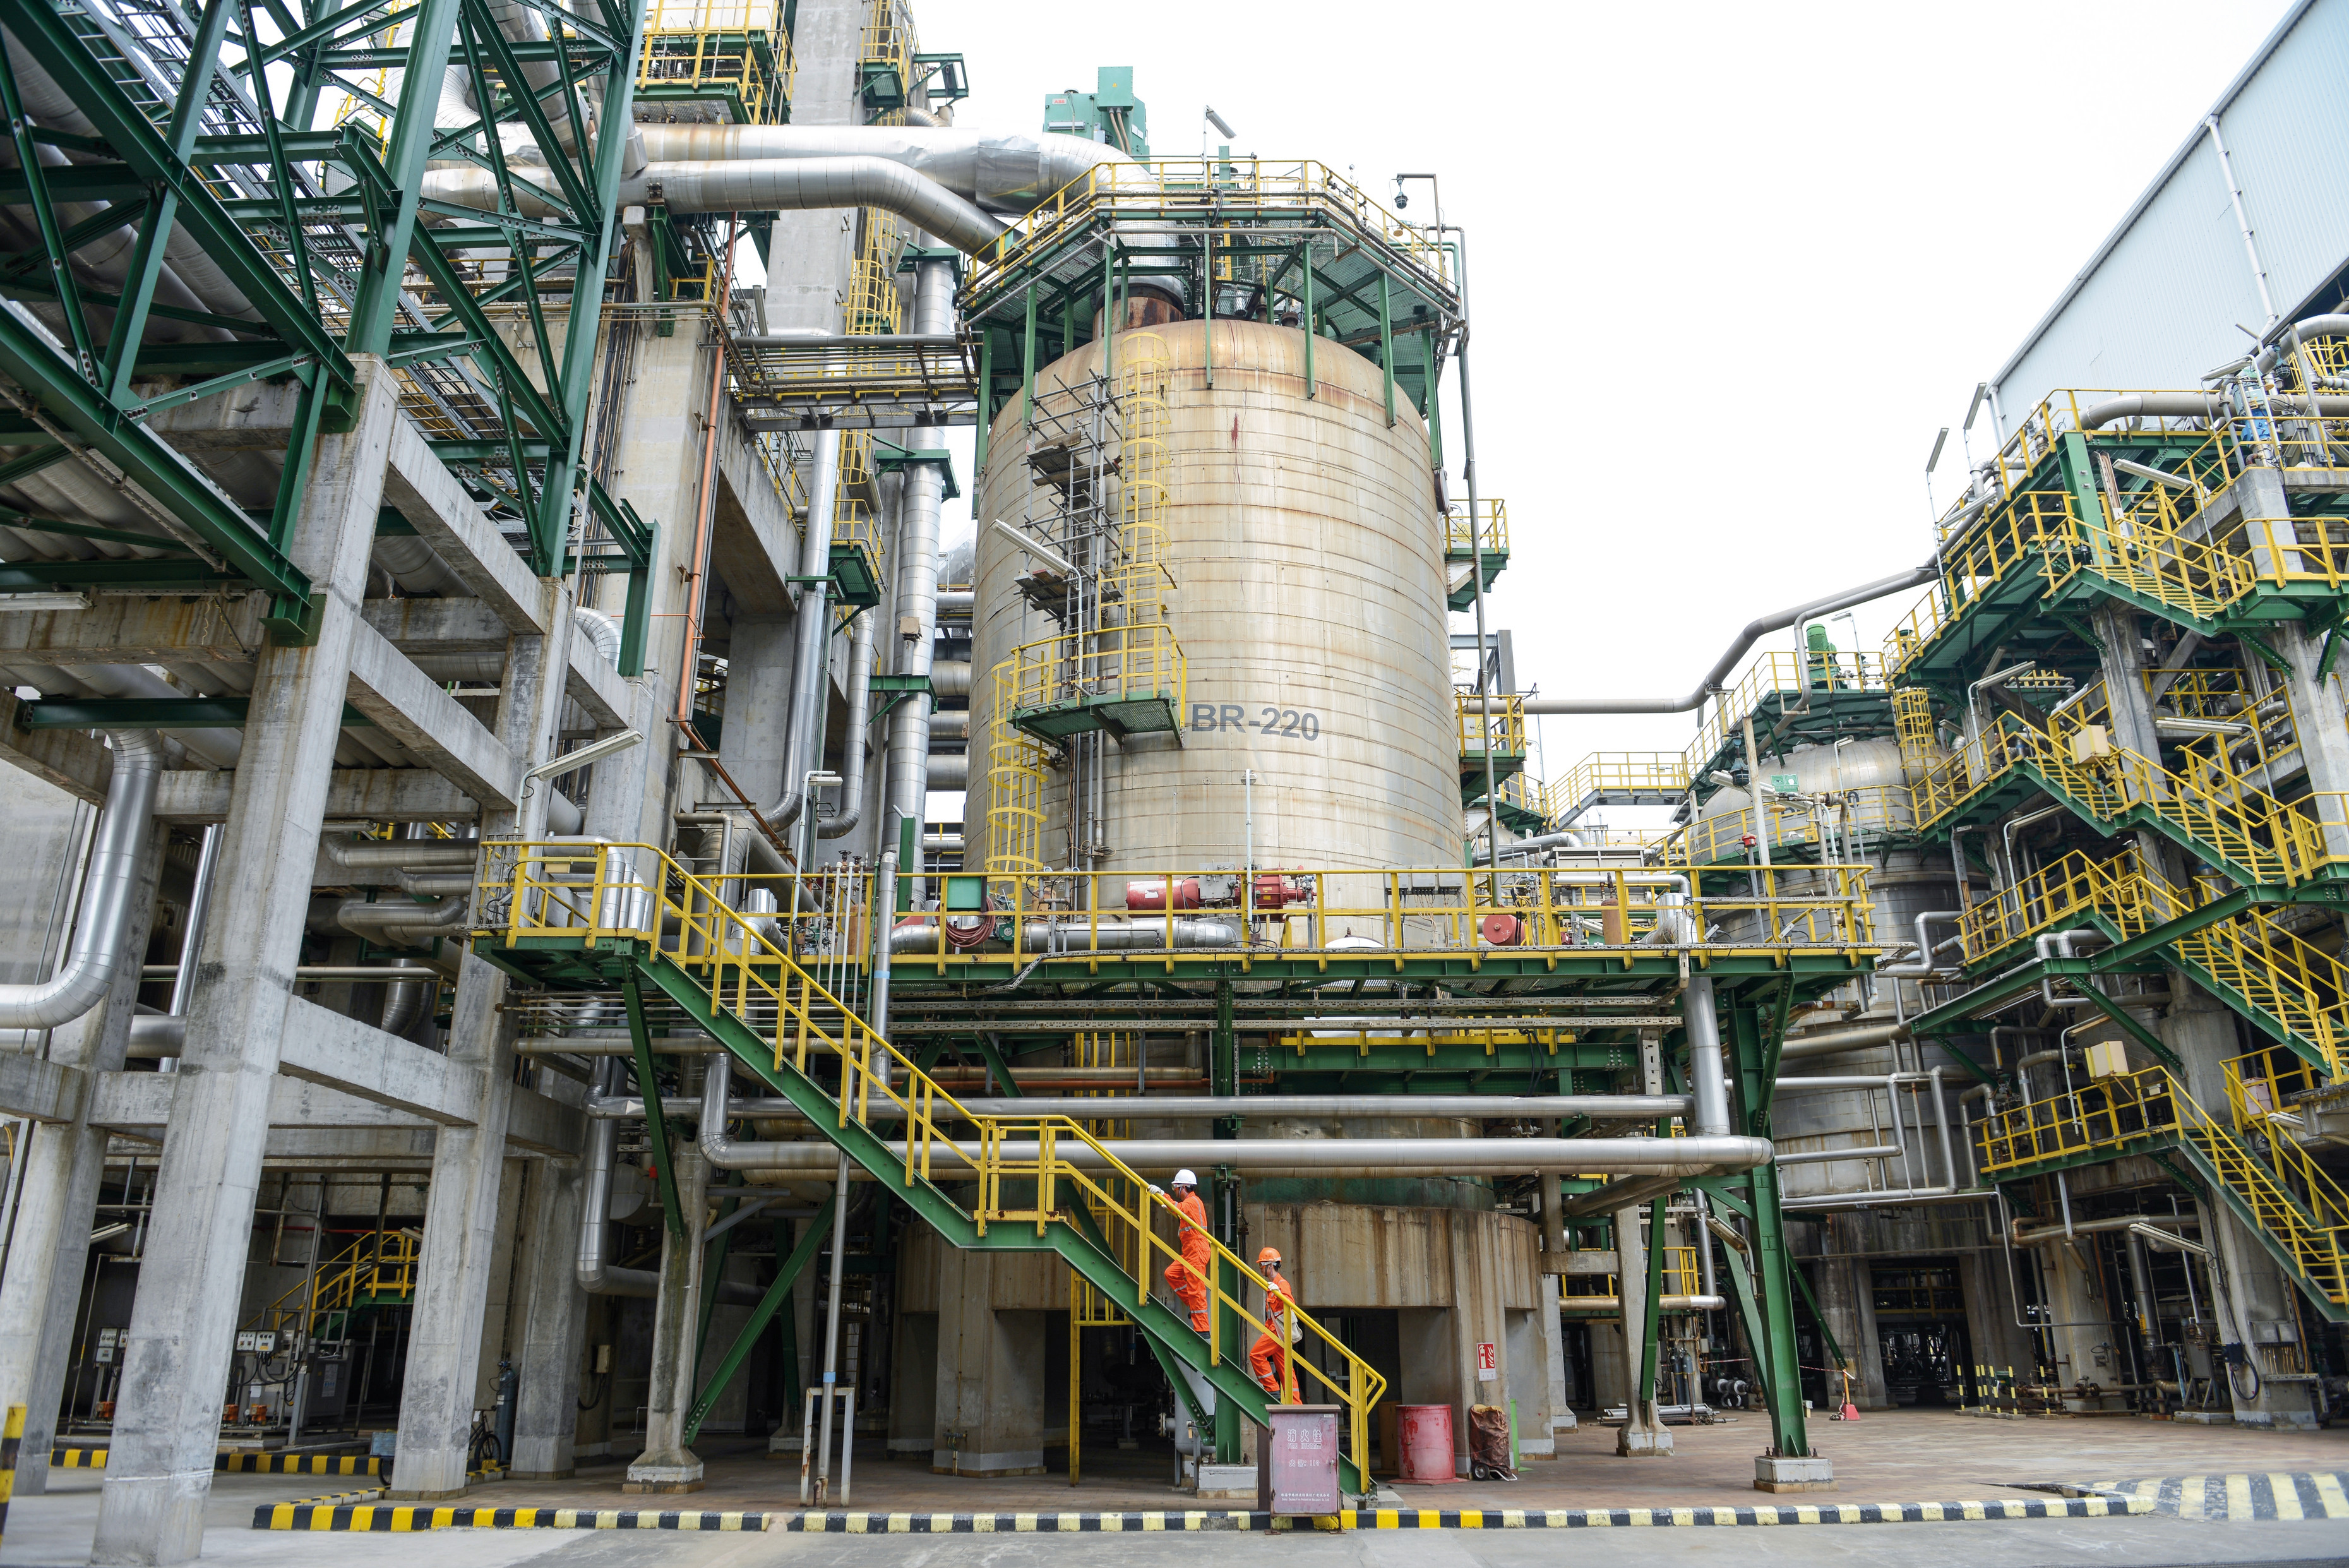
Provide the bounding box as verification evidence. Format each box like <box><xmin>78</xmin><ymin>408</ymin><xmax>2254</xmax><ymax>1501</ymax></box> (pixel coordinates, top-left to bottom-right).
<box><xmin>469</xmin><ymin>841</ymin><xmax>1384</xmax><ymax>1490</ymax></box>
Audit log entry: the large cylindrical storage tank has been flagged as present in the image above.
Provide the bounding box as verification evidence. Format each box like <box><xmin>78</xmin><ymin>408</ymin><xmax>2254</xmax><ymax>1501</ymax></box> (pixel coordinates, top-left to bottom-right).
<box><xmin>969</xmin><ymin>318</ymin><xmax>1457</xmax><ymax>875</ymax></box>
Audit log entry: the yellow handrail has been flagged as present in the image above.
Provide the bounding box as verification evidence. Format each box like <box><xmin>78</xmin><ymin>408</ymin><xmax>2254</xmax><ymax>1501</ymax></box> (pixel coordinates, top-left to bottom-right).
<box><xmin>1976</xmin><ymin>1064</ymin><xmax>2346</xmax><ymax>1305</ymax></box>
<box><xmin>1955</xmin><ymin>848</ymin><xmax>2349</xmax><ymax>1075</ymax></box>
<box><xmin>558</xmin><ymin>859</ymin><xmax>1876</xmax><ymax>965</ymax></box>
<box><xmin>474</xmin><ymin>842</ymin><xmax>1385</xmax><ymax>1473</ymax></box>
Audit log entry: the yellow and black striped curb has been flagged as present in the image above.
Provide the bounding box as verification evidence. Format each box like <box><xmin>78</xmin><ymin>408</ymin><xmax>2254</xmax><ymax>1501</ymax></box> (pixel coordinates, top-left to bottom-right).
<box><xmin>254</xmin><ymin>1504</ymin><xmax>771</xmax><ymax>1531</ymax></box>
<box><xmin>782</xmin><ymin>1497</ymin><xmax>2154</xmax><ymax>1531</ymax></box>
<box><xmin>2068</xmin><ymin>1473</ymin><xmax>2349</xmax><ymax>1521</ymax></box>
<box><xmin>57</xmin><ymin>1451</ymin><xmax>504</xmax><ymax>1478</ymax></box>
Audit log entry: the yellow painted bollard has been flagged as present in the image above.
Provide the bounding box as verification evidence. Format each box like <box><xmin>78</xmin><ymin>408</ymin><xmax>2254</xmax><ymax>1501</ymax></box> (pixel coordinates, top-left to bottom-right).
<box><xmin>1</xmin><ymin>1404</ymin><xmax>24</xmax><ymax>1549</ymax></box>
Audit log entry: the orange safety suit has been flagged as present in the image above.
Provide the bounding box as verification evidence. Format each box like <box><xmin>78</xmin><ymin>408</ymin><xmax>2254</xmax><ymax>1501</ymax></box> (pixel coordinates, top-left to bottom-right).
<box><xmin>1250</xmin><ymin>1275</ymin><xmax>1293</xmax><ymax>1397</ymax></box>
<box><xmin>1161</xmin><ymin>1190</ymin><xmax>1212</xmax><ymax>1331</ymax></box>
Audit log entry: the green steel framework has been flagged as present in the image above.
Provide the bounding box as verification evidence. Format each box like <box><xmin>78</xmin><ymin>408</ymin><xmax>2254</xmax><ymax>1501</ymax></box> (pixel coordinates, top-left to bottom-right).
<box><xmin>0</xmin><ymin>0</ymin><xmax>657</xmax><ymax>654</ymax></box>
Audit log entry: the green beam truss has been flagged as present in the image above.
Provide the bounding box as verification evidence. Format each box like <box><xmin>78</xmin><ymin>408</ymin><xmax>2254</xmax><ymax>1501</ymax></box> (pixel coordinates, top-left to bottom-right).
<box><xmin>0</xmin><ymin>0</ymin><xmax>651</xmax><ymax>635</ymax></box>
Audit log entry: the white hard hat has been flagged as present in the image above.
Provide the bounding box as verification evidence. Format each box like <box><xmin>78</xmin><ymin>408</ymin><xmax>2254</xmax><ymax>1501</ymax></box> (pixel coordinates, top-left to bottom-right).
<box><xmin>1172</xmin><ymin>1169</ymin><xmax>1198</xmax><ymax>1187</ymax></box>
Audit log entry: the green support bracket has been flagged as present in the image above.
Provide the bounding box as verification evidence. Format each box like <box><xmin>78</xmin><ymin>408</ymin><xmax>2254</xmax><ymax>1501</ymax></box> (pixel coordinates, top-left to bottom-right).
<box><xmin>695</xmin><ymin>1173</ymin><xmax>746</xmax><ymax>1373</ymax></box>
<box><xmin>586</xmin><ymin>483</ymin><xmax>657</xmax><ymax>678</ymax></box>
<box><xmin>623</xmin><ymin>972</ymin><xmax>686</xmax><ymax>1240</ymax></box>
<box><xmin>2238</xmin><ymin>630</ymin><xmax>2293</xmax><ymax>675</ymax></box>
<box><xmin>868</xmin><ymin>673</ymin><xmax>932</xmax><ymax>726</ymax></box>
<box><xmin>683</xmin><ymin>1204</ymin><xmax>835</xmax><ymax>1442</ymax></box>
<box><xmin>871</xmin><ymin>441</ymin><xmax>960</xmax><ymax>500</ymax></box>
<box><xmin>972</xmin><ymin>1032</ymin><xmax>1021</xmax><ymax>1097</ymax></box>
<box><xmin>1786</xmin><ymin>1255</ymin><xmax>1844</xmax><ymax>1370</ymax></box>
<box><xmin>2076</xmin><ymin>984</ymin><xmax>2182</xmax><ymax>1067</ymax></box>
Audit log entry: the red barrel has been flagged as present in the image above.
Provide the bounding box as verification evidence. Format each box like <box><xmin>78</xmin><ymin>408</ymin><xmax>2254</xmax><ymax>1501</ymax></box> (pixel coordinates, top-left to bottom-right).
<box><xmin>1480</xmin><ymin>913</ymin><xmax>1522</xmax><ymax>947</ymax></box>
<box><xmin>1396</xmin><ymin>1403</ymin><xmax>1455</xmax><ymax>1483</ymax></box>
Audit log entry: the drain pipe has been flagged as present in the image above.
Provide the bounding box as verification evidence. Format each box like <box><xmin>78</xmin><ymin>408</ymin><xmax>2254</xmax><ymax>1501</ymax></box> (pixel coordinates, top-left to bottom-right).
<box><xmin>0</xmin><ymin>731</ymin><xmax>162</xmax><ymax>1029</ymax></box>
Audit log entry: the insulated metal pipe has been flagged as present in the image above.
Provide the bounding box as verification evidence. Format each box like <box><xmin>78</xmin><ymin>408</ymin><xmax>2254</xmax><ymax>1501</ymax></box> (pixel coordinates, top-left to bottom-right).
<box><xmin>1777</xmin><ymin>1021</ymin><xmax>1911</xmax><ymax>1061</ymax></box>
<box><xmin>880</xmin><ymin>259</ymin><xmax>957</xmax><ymax>897</ymax></box>
<box><xmin>597</xmin><ymin>1091</ymin><xmax>1693</xmax><ymax>1122</ymax></box>
<box><xmin>578</xmin><ymin>1059</ymin><xmax>659</xmax><ymax>1299</ymax></box>
<box><xmin>816</xmin><ymin>606</ymin><xmax>877</xmax><ymax>839</ymax></box>
<box><xmin>421</xmin><ymin>160</ymin><xmax>1010</xmax><ymax>256</ymax></box>
<box><xmin>626</xmin><ymin>124</ymin><xmax>1139</xmax><ymax>215</ymax></box>
<box><xmin>1682</xmin><ymin>975</ymin><xmax>1730</xmax><ymax>1136</ymax></box>
<box><xmin>0</xmin><ymin>731</ymin><xmax>162</xmax><ymax>1029</ymax></box>
<box><xmin>1482</xmin><ymin>564</ymin><xmax>1936</xmax><ymax>715</ymax></box>
<box><xmin>763</xmin><ymin>431</ymin><xmax>844</xmax><ymax>837</ymax></box>
<box><xmin>696</xmin><ymin>1127</ymin><xmax>1774</xmax><ymax>1176</ymax></box>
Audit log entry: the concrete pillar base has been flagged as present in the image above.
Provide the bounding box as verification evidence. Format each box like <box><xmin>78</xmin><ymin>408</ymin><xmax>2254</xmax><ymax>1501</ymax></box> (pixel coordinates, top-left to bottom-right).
<box><xmin>1615</xmin><ymin>1413</ymin><xmax>1673</xmax><ymax>1456</ymax></box>
<box><xmin>622</xmin><ymin>1458</ymin><xmax>706</xmax><ymax>1492</ymax></box>
<box><xmin>383</xmin><ymin>1485</ymin><xmax>474</xmax><ymax>1503</ymax></box>
<box><xmin>505</xmin><ymin>1468</ymin><xmax>575</xmax><ymax>1481</ymax></box>
<box><xmin>622</xmin><ymin>1477</ymin><xmax>707</xmax><ymax>1494</ymax></box>
<box><xmin>929</xmin><ymin>1460</ymin><xmax>1046</xmax><ymax>1478</ymax></box>
<box><xmin>2235</xmin><ymin>1409</ymin><xmax>2319</xmax><ymax>1430</ymax></box>
<box><xmin>1754</xmin><ymin>1453</ymin><xmax>1836</xmax><ymax>1492</ymax></box>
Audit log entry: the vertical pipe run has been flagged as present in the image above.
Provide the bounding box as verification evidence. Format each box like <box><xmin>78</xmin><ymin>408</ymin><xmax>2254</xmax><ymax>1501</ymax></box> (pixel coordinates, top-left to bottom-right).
<box><xmin>1682</xmin><ymin>976</ymin><xmax>1729</xmax><ymax>1138</ymax></box>
<box><xmin>1457</xmin><ymin>319</ymin><xmax>1500</xmax><ymax>875</ymax></box>
<box><xmin>815</xmin><ymin>1149</ymin><xmax>851</xmax><ymax>1492</ymax></box>
<box><xmin>882</xmin><ymin>258</ymin><xmax>956</xmax><ymax>904</ymax></box>
<box><xmin>158</xmin><ymin>823</ymin><xmax>222</xmax><ymax>1072</ymax></box>
<box><xmin>767</xmin><ymin>431</ymin><xmax>843</xmax><ymax>832</ymax></box>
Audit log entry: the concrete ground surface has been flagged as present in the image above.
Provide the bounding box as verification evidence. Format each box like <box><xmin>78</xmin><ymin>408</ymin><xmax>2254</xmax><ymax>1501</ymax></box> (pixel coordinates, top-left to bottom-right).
<box><xmin>1</xmin><ymin>1413</ymin><xmax>2345</xmax><ymax>1566</ymax></box>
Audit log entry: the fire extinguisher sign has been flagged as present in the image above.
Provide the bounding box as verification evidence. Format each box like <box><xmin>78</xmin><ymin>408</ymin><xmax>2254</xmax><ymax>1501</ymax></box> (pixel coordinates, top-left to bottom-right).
<box><xmin>1476</xmin><ymin>1341</ymin><xmax>1497</xmax><ymax>1382</ymax></box>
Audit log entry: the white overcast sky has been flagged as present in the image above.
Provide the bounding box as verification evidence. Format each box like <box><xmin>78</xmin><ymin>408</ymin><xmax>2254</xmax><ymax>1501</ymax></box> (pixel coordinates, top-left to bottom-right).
<box><xmin>888</xmin><ymin>0</ymin><xmax>2292</xmax><ymax>814</ymax></box>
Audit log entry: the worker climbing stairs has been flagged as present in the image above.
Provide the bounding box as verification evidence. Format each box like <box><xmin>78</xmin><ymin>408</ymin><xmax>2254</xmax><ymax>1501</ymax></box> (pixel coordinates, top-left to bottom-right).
<box><xmin>469</xmin><ymin>841</ymin><xmax>1385</xmax><ymax>1490</ymax></box>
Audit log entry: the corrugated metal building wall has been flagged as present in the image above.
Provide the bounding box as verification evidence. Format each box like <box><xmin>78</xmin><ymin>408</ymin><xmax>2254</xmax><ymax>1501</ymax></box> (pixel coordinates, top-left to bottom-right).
<box><xmin>1992</xmin><ymin>0</ymin><xmax>2349</xmax><ymax>420</ymax></box>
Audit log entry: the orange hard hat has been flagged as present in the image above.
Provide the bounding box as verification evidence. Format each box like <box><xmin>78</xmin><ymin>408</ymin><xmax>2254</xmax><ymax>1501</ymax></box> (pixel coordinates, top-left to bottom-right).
<box><xmin>1257</xmin><ymin>1247</ymin><xmax>1282</xmax><ymax>1267</ymax></box>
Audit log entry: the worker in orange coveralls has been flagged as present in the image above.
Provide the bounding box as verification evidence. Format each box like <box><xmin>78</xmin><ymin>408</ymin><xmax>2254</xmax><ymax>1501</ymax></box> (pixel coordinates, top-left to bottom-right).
<box><xmin>1250</xmin><ymin>1247</ymin><xmax>1296</xmax><ymax>1399</ymax></box>
<box><xmin>1152</xmin><ymin>1169</ymin><xmax>1212</xmax><ymax>1331</ymax></box>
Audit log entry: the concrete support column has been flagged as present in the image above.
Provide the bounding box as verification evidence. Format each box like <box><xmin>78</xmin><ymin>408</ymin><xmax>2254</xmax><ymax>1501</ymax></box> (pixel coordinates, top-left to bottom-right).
<box><xmin>931</xmin><ymin>1250</ymin><xmax>1046</xmax><ymax>1476</ymax></box>
<box><xmin>506</xmin><ymin>1153</ymin><xmax>589</xmax><ymax>1478</ymax></box>
<box><xmin>2162</xmin><ymin>988</ymin><xmax>2317</xmax><ymax>1425</ymax></box>
<box><xmin>91</xmin><ymin>359</ymin><xmax>398</xmax><ymax>1567</ymax></box>
<box><xmin>2271</xmin><ymin>618</ymin><xmax>2349</xmax><ymax>794</ymax></box>
<box><xmin>1445</xmin><ymin>1206</ymin><xmax>1509</xmax><ymax>1470</ymax></box>
<box><xmin>0</xmin><ymin>821</ymin><xmax>165</xmax><ymax>1493</ymax></box>
<box><xmin>716</xmin><ymin>614</ymin><xmax>798</xmax><ymax>808</ymax></box>
<box><xmin>1540</xmin><ymin>1274</ymin><xmax>1574</xmax><ymax>1436</ymax></box>
<box><xmin>388</xmin><ymin>582</ymin><xmax>570</xmax><ymax>1499</ymax></box>
<box><xmin>1612</xmin><ymin>1205</ymin><xmax>1670</xmax><ymax>1456</ymax></box>
<box><xmin>1810</xmin><ymin>1216</ymin><xmax>1880</xmax><ymax>1408</ymax></box>
<box><xmin>628</xmin><ymin>1146</ymin><xmax>710</xmax><ymax>1490</ymax></box>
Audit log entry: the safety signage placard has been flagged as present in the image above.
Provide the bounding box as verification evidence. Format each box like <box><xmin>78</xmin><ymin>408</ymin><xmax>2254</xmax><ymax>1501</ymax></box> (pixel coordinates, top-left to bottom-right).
<box><xmin>1476</xmin><ymin>1341</ymin><xmax>1497</xmax><ymax>1381</ymax></box>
